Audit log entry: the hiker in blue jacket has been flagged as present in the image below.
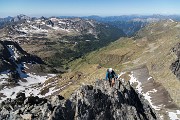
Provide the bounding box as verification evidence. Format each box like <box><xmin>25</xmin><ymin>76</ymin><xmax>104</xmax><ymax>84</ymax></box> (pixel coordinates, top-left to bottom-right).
<box><xmin>105</xmin><ymin>68</ymin><xmax>117</xmax><ymax>87</ymax></box>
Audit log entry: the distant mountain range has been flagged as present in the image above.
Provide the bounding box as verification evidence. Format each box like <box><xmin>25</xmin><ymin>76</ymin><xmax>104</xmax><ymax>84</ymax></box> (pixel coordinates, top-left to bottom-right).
<box><xmin>82</xmin><ymin>14</ymin><xmax>180</xmax><ymax>21</ymax></box>
<box><xmin>0</xmin><ymin>14</ymin><xmax>126</xmax><ymax>69</ymax></box>
<box><xmin>81</xmin><ymin>15</ymin><xmax>180</xmax><ymax>36</ymax></box>
<box><xmin>0</xmin><ymin>14</ymin><xmax>125</xmax><ymax>38</ymax></box>
<box><xmin>1</xmin><ymin>14</ymin><xmax>180</xmax><ymax>36</ymax></box>
<box><xmin>57</xmin><ymin>14</ymin><xmax>180</xmax><ymax>36</ymax></box>
<box><xmin>0</xmin><ymin>14</ymin><xmax>180</xmax><ymax>35</ymax></box>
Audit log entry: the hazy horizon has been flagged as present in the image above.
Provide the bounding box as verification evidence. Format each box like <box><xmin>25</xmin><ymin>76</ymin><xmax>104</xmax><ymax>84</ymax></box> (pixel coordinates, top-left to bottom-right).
<box><xmin>2</xmin><ymin>13</ymin><xmax>180</xmax><ymax>19</ymax></box>
<box><xmin>0</xmin><ymin>0</ymin><xmax>180</xmax><ymax>18</ymax></box>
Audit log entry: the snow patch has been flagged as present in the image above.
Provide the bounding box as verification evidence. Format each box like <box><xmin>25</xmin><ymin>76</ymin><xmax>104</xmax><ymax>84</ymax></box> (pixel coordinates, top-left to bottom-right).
<box><xmin>27</xmin><ymin>20</ymin><xmax>31</xmax><ymax>23</ymax></box>
<box><xmin>148</xmin><ymin>76</ymin><xmax>153</xmax><ymax>80</ymax></box>
<box><xmin>129</xmin><ymin>73</ymin><xmax>143</xmax><ymax>93</ymax></box>
<box><xmin>87</xmin><ymin>21</ymin><xmax>95</xmax><ymax>27</ymax></box>
<box><xmin>47</xmin><ymin>24</ymin><xmax>71</xmax><ymax>32</ymax></box>
<box><xmin>0</xmin><ymin>44</ymin><xmax>57</xmax><ymax>102</ymax></box>
<box><xmin>85</xmin><ymin>40</ymin><xmax>91</xmax><ymax>42</ymax></box>
<box><xmin>0</xmin><ymin>72</ymin><xmax>9</xmax><ymax>84</ymax></box>
<box><xmin>35</xmin><ymin>19</ymin><xmax>41</xmax><ymax>24</ymax></box>
<box><xmin>58</xmin><ymin>21</ymin><xmax>66</xmax><ymax>24</ymax></box>
<box><xmin>88</xmin><ymin>29</ymin><xmax>93</xmax><ymax>34</ymax></box>
<box><xmin>125</xmin><ymin>72</ymin><xmax>161</xmax><ymax>110</ymax></box>
<box><xmin>20</xmin><ymin>73</ymin><xmax>55</xmax><ymax>86</ymax></box>
<box><xmin>0</xmin><ymin>73</ymin><xmax>56</xmax><ymax>102</ymax></box>
<box><xmin>159</xmin><ymin>115</ymin><xmax>164</xmax><ymax>120</ymax></box>
<box><xmin>52</xmin><ymin>26</ymin><xmax>60</xmax><ymax>30</ymax></box>
<box><xmin>143</xmin><ymin>90</ymin><xmax>161</xmax><ymax>110</ymax></box>
<box><xmin>169</xmin><ymin>19</ymin><xmax>174</xmax><ymax>22</ymax></box>
<box><xmin>118</xmin><ymin>72</ymin><xmax>126</xmax><ymax>82</ymax></box>
<box><xmin>0</xmin><ymin>73</ymin><xmax>9</xmax><ymax>79</ymax></box>
<box><xmin>18</xmin><ymin>25</ymin><xmax>48</xmax><ymax>34</ymax></box>
<box><xmin>7</xmin><ymin>45</ymin><xmax>20</xmax><ymax>60</ymax></box>
<box><xmin>168</xmin><ymin>110</ymin><xmax>180</xmax><ymax>120</ymax></box>
<box><xmin>50</xmin><ymin>18</ymin><xmax>59</xmax><ymax>22</ymax></box>
<box><xmin>23</xmin><ymin>64</ymin><xmax>29</xmax><ymax>69</ymax></box>
<box><xmin>43</xmin><ymin>87</ymin><xmax>57</xmax><ymax>96</ymax></box>
<box><xmin>19</xmin><ymin>27</ymin><xmax>28</xmax><ymax>33</ymax></box>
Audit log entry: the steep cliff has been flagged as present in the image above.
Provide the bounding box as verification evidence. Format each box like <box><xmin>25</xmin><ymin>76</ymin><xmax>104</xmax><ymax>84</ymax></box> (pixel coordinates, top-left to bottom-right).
<box><xmin>170</xmin><ymin>43</ymin><xmax>180</xmax><ymax>80</ymax></box>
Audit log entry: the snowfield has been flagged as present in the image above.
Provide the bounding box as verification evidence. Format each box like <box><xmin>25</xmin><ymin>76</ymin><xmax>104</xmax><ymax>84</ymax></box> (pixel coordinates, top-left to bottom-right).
<box><xmin>0</xmin><ymin>43</ymin><xmax>57</xmax><ymax>102</ymax></box>
<box><xmin>168</xmin><ymin>110</ymin><xmax>180</xmax><ymax>120</ymax></box>
<box><xmin>0</xmin><ymin>69</ymin><xmax>56</xmax><ymax>102</ymax></box>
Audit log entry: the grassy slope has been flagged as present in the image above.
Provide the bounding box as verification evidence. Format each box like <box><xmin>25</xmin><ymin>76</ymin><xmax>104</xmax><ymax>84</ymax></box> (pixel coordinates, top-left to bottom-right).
<box><xmin>58</xmin><ymin>20</ymin><xmax>180</xmax><ymax>106</ymax></box>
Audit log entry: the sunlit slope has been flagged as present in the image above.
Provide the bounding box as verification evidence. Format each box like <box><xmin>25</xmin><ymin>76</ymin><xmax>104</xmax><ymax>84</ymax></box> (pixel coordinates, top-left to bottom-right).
<box><xmin>66</xmin><ymin>20</ymin><xmax>180</xmax><ymax>106</ymax></box>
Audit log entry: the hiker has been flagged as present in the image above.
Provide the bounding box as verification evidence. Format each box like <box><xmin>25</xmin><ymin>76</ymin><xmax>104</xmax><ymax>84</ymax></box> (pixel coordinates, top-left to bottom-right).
<box><xmin>105</xmin><ymin>68</ymin><xmax>117</xmax><ymax>87</ymax></box>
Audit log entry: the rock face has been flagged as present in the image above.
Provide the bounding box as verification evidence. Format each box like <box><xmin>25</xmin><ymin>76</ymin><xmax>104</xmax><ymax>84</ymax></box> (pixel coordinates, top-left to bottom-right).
<box><xmin>170</xmin><ymin>43</ymin><xmax>180</xmax><ymax>80</ymax></box>
<box><xmin>71</xmin><ymin>80</ymin><xmax>158</xmax><ymax>120</ymax></box>
<box><xmin>12</xmin><ymin>14</ymin><xmax>31</xmax><ymax>22</ymax></box>
<box><xmin>0</xmin><ymin>40</ymin><xmax>44</xmax><ymax>76</ymax></box>
<box><xmin>0</xmin><ymin>80</ymin><xmax>158</xmax><ymax>120</ymax></box>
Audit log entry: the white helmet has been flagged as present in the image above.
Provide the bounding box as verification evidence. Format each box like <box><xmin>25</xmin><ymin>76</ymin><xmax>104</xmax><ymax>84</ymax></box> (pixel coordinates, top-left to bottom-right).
<box><xmin>108</xmin><ymin>68</ymin><xmax>113</xmax><ymax>72</ymax></box>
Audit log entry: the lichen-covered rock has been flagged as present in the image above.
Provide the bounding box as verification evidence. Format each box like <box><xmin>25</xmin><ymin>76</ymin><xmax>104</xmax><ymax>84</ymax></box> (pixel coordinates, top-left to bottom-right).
<box><xmin>0</xmin><ymin>80</ymin><xmax>158</xmax><ymax>120</ymax></box>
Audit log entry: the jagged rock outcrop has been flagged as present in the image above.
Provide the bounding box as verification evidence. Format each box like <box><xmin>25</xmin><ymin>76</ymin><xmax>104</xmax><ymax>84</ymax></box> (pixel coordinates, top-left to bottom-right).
<box><xmin>0</xmin><ymin>80</ymin><xmax>158</xmax><ymax>120</ymax></box>
<box><xmin>170</xmin><ymin>43</ymin><xmax>180</xmax><ymax>79</ymax></box>
<box><xmin>12</xmin><ymin>14</ymin><xmax>32</xmax><ymax>22</ymax></box>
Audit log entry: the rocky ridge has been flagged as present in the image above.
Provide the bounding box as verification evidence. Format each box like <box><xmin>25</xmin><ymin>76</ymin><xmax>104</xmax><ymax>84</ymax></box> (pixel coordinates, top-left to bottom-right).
<box><xmin>0</xmin><ymin>79</ymin><xmax>158</xmax><ymax>120</ymax></box>
<box><xmin>170</xmin><ymin>43</ymin><xmax>180</xmax><ymax>80</ymax></box>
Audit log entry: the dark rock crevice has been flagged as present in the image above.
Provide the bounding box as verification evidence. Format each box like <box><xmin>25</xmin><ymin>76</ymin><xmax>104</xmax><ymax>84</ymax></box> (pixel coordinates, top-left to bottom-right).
<box><xmin>170</xmin><ymin>43</ymin><xmax>180</xmax><ymax>80</ymax></box>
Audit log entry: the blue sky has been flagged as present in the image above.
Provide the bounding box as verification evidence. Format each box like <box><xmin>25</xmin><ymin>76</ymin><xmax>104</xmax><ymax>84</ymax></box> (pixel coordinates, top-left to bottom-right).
<box><xmin>0</xmin><ymin>0</ymin><xmax>180</xmax><ymax>17</ymax></box>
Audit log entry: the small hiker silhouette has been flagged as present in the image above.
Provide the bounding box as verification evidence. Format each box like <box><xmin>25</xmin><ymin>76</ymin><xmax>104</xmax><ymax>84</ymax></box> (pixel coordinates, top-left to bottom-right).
<box><xmin>105</xmin><ymin>68</ymin><xmax>117</xmax><ymax>87</ymax></box>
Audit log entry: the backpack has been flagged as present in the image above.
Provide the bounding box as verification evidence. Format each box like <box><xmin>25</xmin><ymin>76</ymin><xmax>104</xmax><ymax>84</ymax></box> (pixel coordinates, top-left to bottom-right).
<box><xmin>107</xmin><ymin>70</ymin><xmax>115</xmax><ymax>78</ymax></box>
